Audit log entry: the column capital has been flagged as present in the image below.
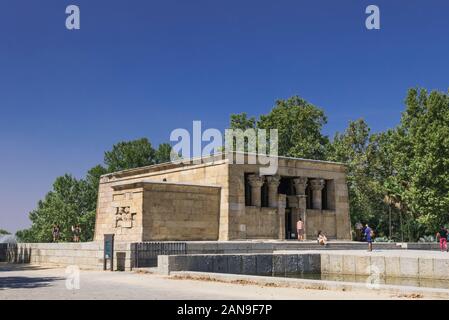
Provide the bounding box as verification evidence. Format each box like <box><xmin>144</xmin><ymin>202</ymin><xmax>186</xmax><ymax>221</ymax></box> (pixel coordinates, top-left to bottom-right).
<box><xmin>265</xmin><ymin>175</ymin><xmax>281</xmax><ymax>187</ymax></box>
<box><xmin>293</xmin><ymin>177</ymin><xmax>308</xmax><ymax>195</ymax></box>
<box><xmin>310</xmin><ymin>178</ymin><xmax>325</xmax><ymax>191</ymax></box>
<box><xmin>248</xmin><ymin>174</ymin><xmax>265</xmax><ymax>188</ymax></box>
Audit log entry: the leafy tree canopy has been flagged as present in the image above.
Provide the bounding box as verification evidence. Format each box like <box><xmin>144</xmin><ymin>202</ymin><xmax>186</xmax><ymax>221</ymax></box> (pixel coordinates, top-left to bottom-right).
<box><xmin>104</xmin><ymin>138</ymin><xmax>157</xmax><ymax>172</ymax></box>
<box><xmin>230</xmin><ymin>96</ymin><xmax>329</xmax><ymax>160</ymax></box>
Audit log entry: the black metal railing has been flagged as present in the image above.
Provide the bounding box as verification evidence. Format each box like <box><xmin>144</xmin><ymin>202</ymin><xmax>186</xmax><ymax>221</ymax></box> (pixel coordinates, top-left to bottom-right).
<box><xmin>0</xmin><ymin>243</ymin><xmax>31</xmax><ymax>263</ymax></box>
<box><xmin>132</xmin><ymin>242</ymin><xmax>187</xmax><ymax>268</ymax></box>
<box><xmin>0</xmin><ymin>243</ymin><xmax>7</xmax><ymax>262</ymax></box>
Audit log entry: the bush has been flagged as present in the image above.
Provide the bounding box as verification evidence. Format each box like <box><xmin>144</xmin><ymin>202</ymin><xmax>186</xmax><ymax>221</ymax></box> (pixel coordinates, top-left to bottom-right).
<box><xmin>373</xmin><ymin>236</ymin><xmax>394</xmax><ymax>243</ymax></box>
<box><xmin>418</xmin><ymin>235</ymin><xmax>436</xmax><ymax>243</ymax></box>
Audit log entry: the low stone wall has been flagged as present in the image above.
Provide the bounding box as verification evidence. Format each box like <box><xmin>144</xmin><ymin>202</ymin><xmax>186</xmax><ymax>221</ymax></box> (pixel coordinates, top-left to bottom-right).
<box><xmin>319</xmin><ymin>251</ymin><xmax>449</xmax><ymax>280</ymax></box>
<box><xmin>398</xmin><ymin>242</ymin><xmax>440</xmax><ymax>250</ymax></box>
<box><xmin>157</xmin><ymin>253</ymin><xmax>321</xmax><ymax>275</ymax></box>
<box><xmin>3</xmin><ymin>242</ymin><xmax>133</xmax><ymax>271</ymax></box>
<box><xmin>158</xmin><ymin>249</ymin><xmax>449</xmax><ymax>282</ymax></box>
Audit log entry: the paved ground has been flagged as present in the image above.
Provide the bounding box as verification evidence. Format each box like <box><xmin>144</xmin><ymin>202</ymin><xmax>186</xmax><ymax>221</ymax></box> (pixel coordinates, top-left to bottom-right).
<box><xmin>0</xmin><ymin>263</ymin><xmax>416</xmax><ymax>300</ymax></box>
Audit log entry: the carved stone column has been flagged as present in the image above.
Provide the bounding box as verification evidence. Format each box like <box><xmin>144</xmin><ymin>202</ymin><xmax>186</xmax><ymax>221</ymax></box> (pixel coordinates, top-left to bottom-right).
<box><xmin>298</xmin><ymin>195</ymin><xmax>308</xmax><ymax>240</ymax></box>
<box><xmin>293</xmin><ymin>177</ymin><xmax>308</xmax><ymax>196</ymax></box>
<box><xmin>248</xmin><ymin>174</ymin><xmax>265</xmax><ymax>207</ymax></box>
<box><xmin>266</xmin><ymin>175</ymin><xmax>281</xmax><ymax>208</ymax></box>
<box><xmin>293</xmin><ymin>177</ymin><xmax>308</xmax><ymax>239</ymax></box>
<box><xmin>310</xmin><ymin>178</ymin><xmax>325</xmax><ymax>210</ymax></box>
<box><xmin>277</xmin><ymin>194</ymin><xmax>287</xmax><ymax>240</ymax></box>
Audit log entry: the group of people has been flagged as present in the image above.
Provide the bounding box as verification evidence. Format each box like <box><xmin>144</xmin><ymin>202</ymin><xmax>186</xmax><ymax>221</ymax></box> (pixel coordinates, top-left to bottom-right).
<box><xmin>296</xmin><ymin>218</ymin><xmax>374</xmax><ymax>251</ymax></box>
<box><xmin>51</xmin><ymin>224</ymin><xmax>82</xmax><ymax>242</ymax></box>
<box><xmin>296</xmin><ymin>217</ymin><xmax>330</xmax><ymax>245</ymax></box>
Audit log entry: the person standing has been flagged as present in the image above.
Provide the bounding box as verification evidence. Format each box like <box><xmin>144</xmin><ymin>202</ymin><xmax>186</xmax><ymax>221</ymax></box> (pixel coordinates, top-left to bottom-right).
<box><xmin>72</xmin><ymin>224</ymin><xmax>81</xmax><ymax>242</ymax></box>
<box><xmin>364</xmin><ymin>224</ymin><xmax>373</xmax><ymax>252</ymax></box>
<box><xmin>355</xmin><ymin>222</ymin><xmax>363</xmax><ymax>241</ymax></box>
<box><xmin>52</xmin><ymin>224</ymin><xmax>60</xmax><ymax>242</ymax></box>
<box><xmin>436</xmin><ymin>226</ymin><xmax>448</xmax><ymax>252</ymax></box>
<box><xmin>297</xmin><ymin>218</ymin><xmax>304</xmax><ymax>241</ymax></box>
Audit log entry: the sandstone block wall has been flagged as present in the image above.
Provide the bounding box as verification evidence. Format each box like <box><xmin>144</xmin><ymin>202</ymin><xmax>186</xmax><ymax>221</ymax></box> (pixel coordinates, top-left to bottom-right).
<box><xmin>306</xmin><ymin>209</ymin><xmax>337</xmax><ymax>238</ymax></box>
<box><xmin>4</xmin><ymin>242</ymin><xmax>133</xmax><ymax>271</ymax></box>
<box><xmin>244</xmin><ymin>207</ymin><xmax>278</xmax><ymax>239</ymax></box>
<box><xmin>142</xmin><ymin>183</ymin><xmax>221</xmax><ymax>241</ymax></box>
<box><xmin>94</xmin><ymin>160</ymin><xmax>229</xmax><ymax>241</ymax></box>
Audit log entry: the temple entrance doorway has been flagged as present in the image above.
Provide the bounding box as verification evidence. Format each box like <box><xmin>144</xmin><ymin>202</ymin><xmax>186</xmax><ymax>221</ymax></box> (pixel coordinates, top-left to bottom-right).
<box><xmin>279</xmin><ymin>177</ymin><xmax>296</xmax><ymax>240</ymax></box>
<box><xmin>285</xmin><ymin>208</ymin><xmax>296</xmax><ymax>239</ymax></box>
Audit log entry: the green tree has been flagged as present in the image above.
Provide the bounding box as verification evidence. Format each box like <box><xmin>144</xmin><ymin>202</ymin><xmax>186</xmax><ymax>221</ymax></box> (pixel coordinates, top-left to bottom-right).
<box><xmin>0</xmin><ymin>229</ymin><xmax>10</xmax><ymax>235</ymax></box>
<box><xmin>229</xmin><ymin>96</ymin><xmax>329</xmax><ymax>160</ymax></box>
<box><xmin>15</xmin><ymin>229</ymin><xmax>33</xmax><ymax>242</ymax></box>
<box><xmin>230</xmin><ymin>113</ymin><xmax>256</xmax><ymax>130</ymax></box>
<box><xmin>327</xmin><ymin>119</ymin><xmax>392</xmax><ymax>237</ymax></box>
<box><xmin>104</xmin><ymin>138</ymin><xmax>156</xmax><ymax>172</ymax></box>
<box><xmin>258</xmin><ymin>96</ymin><xmax>329</xmax><ymax>159</ymax></box>
<box><xmin>16</xmin><ymin>174</ymin><xmax>96</xmax><ymax>242</ymax></box>
<box><xmin>155</xmin><ymin>143</ymin><xmax>173</xmax><ymax>164</ymax></box>
<box><xmin>384</xmin><ymin>89</ymin><xmax>449</xmax><ymax>240</ymax></box>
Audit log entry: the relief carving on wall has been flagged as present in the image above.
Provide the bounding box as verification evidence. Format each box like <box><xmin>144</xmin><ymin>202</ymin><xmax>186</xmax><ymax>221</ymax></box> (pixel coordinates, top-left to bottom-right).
<box><xmin>114</xmin><ymin>206</ymin><xmax>136</xmax><ymax>229</ymax></box>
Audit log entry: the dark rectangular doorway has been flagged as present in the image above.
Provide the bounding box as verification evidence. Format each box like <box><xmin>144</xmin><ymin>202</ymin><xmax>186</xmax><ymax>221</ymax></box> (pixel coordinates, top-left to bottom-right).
<box><xmin>285</xmin><ymin>208</ymin><xmax>295</xmax><ymax>239</ymax></box>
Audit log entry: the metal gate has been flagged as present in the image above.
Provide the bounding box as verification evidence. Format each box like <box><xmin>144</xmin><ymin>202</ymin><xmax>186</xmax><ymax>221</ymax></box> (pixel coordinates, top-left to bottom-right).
<box><xmin>0</xmin><ymin>244</ymin><xmax>7</xmax><ymax>262</ymax></box>
<box><xmin>132</xmin><ymin>242</ymin><xmax>187</xmax><ymax>268</ymax></box>
<box><xmin>0</xmin><ymin>244</ymin><xmax>26</xmax><ymax>263</ymax></box>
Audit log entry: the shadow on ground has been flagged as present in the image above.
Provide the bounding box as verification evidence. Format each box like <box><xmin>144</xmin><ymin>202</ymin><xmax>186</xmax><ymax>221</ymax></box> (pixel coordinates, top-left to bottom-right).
<box><xmin>0</xmin><ymin>263</ymin><xmax>53</xmax><ymax>272</ymax></box>
<box><xmin>0</xmin><ymin>263</ymin><xmax>64</xmax><ymax>290</ymax></box>
<box><xmin>0</xmin><ymin>275</ymin><xmax>63</xmax><ymax>290</ymax></box>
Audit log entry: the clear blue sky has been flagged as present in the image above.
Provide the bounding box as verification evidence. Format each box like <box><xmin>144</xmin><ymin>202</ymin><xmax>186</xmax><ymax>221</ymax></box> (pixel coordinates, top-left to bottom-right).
<box><xmin>0</xmin><ymin>0</ymin><xmax>448</xmax><ymax>233</ymax></box>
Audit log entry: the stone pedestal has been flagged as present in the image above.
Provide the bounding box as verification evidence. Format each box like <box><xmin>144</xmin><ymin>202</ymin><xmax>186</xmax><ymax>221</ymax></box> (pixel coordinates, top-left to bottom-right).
<box><xmin>248</xmin><ymin>174</ymin><xmax>265</xmax><ymax>207</ymax></box>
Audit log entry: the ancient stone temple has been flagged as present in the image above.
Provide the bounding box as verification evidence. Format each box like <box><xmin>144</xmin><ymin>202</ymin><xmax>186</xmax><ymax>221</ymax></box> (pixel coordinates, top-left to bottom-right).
<box><xmin>94</xmin><ymin>154</ymin><xmax>351</xmax><ymax>242</ymax></box>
